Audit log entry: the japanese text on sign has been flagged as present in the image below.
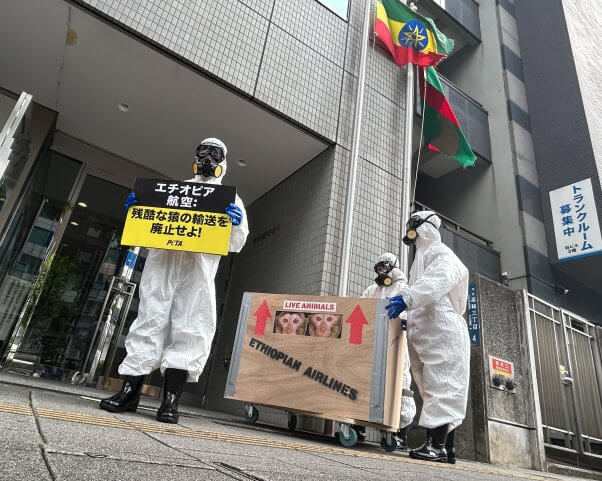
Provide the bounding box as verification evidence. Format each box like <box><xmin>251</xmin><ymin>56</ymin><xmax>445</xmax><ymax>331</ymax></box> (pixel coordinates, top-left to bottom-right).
<box><xmin>153</xmin><ymin>183</ymin><xmax>216</xmax><ymax>209</ymax></box>
<box><xmin>549</xmin><ymin>178</ymin><xmax>602</xmax><ymax>261</ymax></box>
<box><xmin>492</xmin><ymin>358</ymin><xmax>513</xmax><ymax>375</ymax></box>
<box><xmin>121</xmin><ymin>179</ymin><xmax>236</xmax><ymax>255</ymax></box>
<box><xmin>466</xmin><ymin>283</ymin><xmax>480</xmax><ymax>346</ymax></box>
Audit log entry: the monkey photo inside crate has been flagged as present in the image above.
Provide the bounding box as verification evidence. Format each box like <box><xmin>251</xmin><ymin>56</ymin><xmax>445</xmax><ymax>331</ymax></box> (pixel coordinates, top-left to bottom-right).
<box><xmin>273</xmin><ymin>311</ymin><xmax>308</xmax><ymax>335</ymax></box>
<box><xmin>272</xmin><ymin>311</ymin><xmax>342</xmax><ymax>339</ymax></box>
<box><xmin>307</xmin><ymin>312</ymin><xmax>342</xmax><ymax>338</ymax></box>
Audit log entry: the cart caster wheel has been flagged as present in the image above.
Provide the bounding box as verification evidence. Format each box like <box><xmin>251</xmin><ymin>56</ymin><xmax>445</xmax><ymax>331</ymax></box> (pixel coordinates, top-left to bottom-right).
<box><xmin>287</xmin><ymin>413</ymin><xmax>297</xmax><ymax>431</ymax></box>
<box><xmin>380</xmin><ymin>435</ymin><xmax>397</xmax><ymax>452</ymax></box>
<box><xmin>337</xmin><ymin>427</ymin><xmax>358</xmax><ymax>447</ymax></box>
<box><xmin>244</xmin><ymin>405</ymin><xmax>259</xmax><ymax>424</ymax></box>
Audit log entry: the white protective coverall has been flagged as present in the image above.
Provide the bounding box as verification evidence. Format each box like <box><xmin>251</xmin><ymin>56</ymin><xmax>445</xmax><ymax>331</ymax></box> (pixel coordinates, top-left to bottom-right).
<box><xmin>398</xmin><ymin>211</ymin><xmax>469</xmax><ymax>431</ymax></box>
<box><xmin>362</xmin><ymin>260</ymin><xmax>416</xmax><ymax>429</ymax></box>
<box><xmin>119</xmin><ymin>160</ymin><xmax>249</xmax><ymax>382</ymax></box>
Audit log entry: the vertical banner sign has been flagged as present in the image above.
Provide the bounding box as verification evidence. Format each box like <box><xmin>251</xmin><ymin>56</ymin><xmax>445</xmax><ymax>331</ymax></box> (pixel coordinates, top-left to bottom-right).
<box><xmin>549</xmin><ymin>178</ymin><xmax>602</xmax><ymax>261</ymax></box>
<box><xmin>121</xmin><ymin>178</ymin><xmax>236</xmax><ymax>255</ymax></box>
<box><xmin>466</xmin><ymin>283</ymin><xmax>480</xmax><ymax>346</ymax></box>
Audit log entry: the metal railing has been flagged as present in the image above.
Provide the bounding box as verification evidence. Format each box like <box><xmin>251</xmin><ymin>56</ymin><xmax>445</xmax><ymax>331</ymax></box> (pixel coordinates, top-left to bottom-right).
<box><xmin>415</xmin><ymin>74</ymin><xmax>491</xmax><ymax>162</ymax></box>
<box><xmin>525</xmin><ymin>292</ymin><xmax>602</xmax><ymax>464</ymax></box>
<box><xmin>414</xmin><ymin>201</ymin><xmax>496</xmax><ymax>249</ymax></box>
<box><xmin>438</xmin><ymin>75</ymin><xmax>491</xmax><ymax>162</ymax></box>
<box><xmin>426</xmin><ymin>0</ymin><xmax>481</xmax><ymax>41</ymax></box>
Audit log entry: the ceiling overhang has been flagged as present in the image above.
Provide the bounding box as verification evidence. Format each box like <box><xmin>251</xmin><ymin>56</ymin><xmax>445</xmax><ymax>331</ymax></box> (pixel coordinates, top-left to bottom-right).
<box><xmin>0</xmin><ymin>0</ymin><xmax>329</xmax><ymax>204</ymax></box>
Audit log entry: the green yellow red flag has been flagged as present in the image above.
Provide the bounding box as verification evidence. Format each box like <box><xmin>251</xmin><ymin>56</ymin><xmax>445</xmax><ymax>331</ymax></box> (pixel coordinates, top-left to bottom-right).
<box><xmin>420</xmin><ymin>67</ymin><xmax>476</xmax><ymax>167</ymax></box>
<box><xmin>375</xmin><ymin>0</ymin><xmax>454</xmax><ymax>67</ymax></box>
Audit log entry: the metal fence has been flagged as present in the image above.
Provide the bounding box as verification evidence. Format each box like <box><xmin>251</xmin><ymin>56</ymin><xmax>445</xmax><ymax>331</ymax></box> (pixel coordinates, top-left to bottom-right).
<box><xmin>525</xmin><ymin>293</ymin><xmax>602</xmax><ymax>465</ymax></box>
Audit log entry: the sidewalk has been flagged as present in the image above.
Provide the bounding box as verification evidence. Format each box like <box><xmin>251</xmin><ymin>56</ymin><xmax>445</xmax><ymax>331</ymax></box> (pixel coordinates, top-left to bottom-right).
<box><xmin>0</xmin><ymin>372</ymin><xmax>595</xmax><ymax>481</ymax></box>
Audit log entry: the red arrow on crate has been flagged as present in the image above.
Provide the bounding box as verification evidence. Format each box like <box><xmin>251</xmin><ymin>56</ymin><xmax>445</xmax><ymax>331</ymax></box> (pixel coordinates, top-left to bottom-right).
<box><xmin>346</xmin><ymin>305</ymin><xmax>368</xmax><ymax>344</ymax></box>
<box><xmin>253</xmin><ymin>300</ymin><xmax>272</xmax><ymax>335</ymax></box>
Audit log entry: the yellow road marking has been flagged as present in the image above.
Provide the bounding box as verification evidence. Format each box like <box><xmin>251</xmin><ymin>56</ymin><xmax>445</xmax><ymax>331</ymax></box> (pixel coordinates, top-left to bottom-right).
<box><xmin>0</xmin><ymin>401</ymin><xmax>557</xmax><ymax>480</ymax></box>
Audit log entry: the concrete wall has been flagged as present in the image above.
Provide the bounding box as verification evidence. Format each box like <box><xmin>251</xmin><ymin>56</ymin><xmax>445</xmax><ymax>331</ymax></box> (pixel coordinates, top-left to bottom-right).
<box><xmin>468</xmin><ymin>275</ymin><xmax>544</xmax><ymax>469</ymax></box>
<box><xmin>440</xmin><ymin>0</ymin><xmax>557</xmax><ymax>304</ymax></box>
<box><xmin>561</xmin><ymin>0</ymin><xmax>602</xmax><ymax>184</ymax></box>
<box><xmin>436</xmin><ymin>0</ymin><xmax>533</xmax><ymax>293</ymax></box>
<box><xmin>416</xmin><ymin>166</ymin><xmax>499</xmax><ymax>246</ymax></box>
<box><xmin>514</xmin><ymin>0</ymin><xmax>602</xmax><ymax>318</ymax></box>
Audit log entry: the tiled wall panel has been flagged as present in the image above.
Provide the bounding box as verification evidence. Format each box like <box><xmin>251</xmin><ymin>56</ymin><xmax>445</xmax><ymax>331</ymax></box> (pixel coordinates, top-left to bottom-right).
<box><xmin>271</xmin><ymin>0</ymin><xmax>348</xmax><ymax>68</ymax></box>
<box><xmin>254</xmin><ymin>24</ymin><xmax>343</xmax><ymax>142</ymax></box>
<box><xmin>84</xmin><ymin>0</ymin><xmax>268</xmax><ymax>94</ymax></box>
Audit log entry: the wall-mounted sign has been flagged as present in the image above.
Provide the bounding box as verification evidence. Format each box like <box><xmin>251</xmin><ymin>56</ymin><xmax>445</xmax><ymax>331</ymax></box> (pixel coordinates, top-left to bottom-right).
<box><xmin>489</xmin><ymin>355</ymin><xmax>516</xmax><ymax>393</ymax></box>
<box><xmin>466</xmin><ymin>283</ymin><xmax>480</xmax><ymax>346</ymax></box>
<box><xmin>0</xmin><ymin>275</ymin><xmax>32</xmax><ymax>343</ymax></box>
<box><xmin>549</xmin><ymin>178</ymin><xmax>602</xmax><ymax>261</ymax></box>
<box><xmin>121</xmin><ymin>179</ymin><xmax>236</xmax><ymax>255</ymax></box>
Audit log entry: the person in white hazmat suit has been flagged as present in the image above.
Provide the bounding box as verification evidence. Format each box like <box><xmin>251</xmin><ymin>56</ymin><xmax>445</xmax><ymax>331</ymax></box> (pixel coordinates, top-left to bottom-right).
<box><xmin>386</xmin><ymin>210</ymin><xmax>469</xmax><ymax>464</ymax></box>
<box><xmin>100</xmin><ymin>138</ymin><xmax>249</xmax><ymax>423</ymax></box>
<box><xmin>360</xmin><ymin>252</ymin><xmax>416</xmax><ymax>450</ymax></box>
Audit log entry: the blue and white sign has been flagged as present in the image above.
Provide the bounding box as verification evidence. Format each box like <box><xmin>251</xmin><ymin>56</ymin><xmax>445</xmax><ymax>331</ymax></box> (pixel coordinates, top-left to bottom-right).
<box><xmin>549</xmin><ymin>178</ymin><xmax>602</xmax><ymax>261</ymax></box>
<box><xmin>467</xmin><ymin>283</ymin><xmax>480</xmax><ymax>346</ymax></box>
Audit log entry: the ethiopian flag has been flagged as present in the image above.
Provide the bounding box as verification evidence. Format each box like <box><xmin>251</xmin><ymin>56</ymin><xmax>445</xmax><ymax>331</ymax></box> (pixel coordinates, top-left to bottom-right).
<box><xmin>420</xmin><ymin>67</ymin><xmax>476</xmax><ymax>167</ymax></box>
<box><xmin>375</xmin><ymin>0</ymin><xmax>454</xmax><ymax>67</ymax></box>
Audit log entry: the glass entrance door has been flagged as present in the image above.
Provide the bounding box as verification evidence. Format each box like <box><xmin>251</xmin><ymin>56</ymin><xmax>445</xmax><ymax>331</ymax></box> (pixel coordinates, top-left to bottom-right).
<box><xmin>5</xmin><ymin>172</ymin><xmax>135</xmax><ymax>382</ymax></box>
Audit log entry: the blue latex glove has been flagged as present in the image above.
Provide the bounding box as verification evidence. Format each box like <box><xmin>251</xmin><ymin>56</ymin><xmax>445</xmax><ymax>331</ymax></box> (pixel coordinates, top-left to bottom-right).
<box><xmin>225</xmin><ymin>203</ymin><xmax>243</xmax><ymax>226</ymax></box>
<box><xmin>385</xmin><ymin>295</ymin><xmax>407</xmax><ymax>319</ymax></box>
<box><xmin>124</xmin><ymin>192</ymin><xmax>138</xmax><ymax>211</ymax></box>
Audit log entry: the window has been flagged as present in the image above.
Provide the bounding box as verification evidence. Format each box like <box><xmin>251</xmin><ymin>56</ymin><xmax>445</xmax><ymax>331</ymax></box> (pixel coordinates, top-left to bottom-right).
<box><xmin>317</xmin><ymin>0</ymin><xmax>349</xmax><ymax>19</ymax></box>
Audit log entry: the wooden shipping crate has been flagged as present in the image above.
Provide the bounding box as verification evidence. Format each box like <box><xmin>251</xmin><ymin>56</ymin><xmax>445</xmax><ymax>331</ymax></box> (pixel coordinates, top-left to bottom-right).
<box><xmin>225</xmin><ymin>292</ymin><xmax>406</xmax><ymax>430</ymax></box>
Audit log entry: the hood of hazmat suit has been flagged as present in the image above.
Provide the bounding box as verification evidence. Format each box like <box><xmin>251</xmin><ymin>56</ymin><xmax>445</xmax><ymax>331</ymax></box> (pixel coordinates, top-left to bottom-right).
<box><xmin>398</xmin><ymin>210</ymin><xmax>470</xmax><ymax>431</ymax></box>
<box><xmin>119</xmin><ymin>152</ymin><xmax>249</xmax><ymax>383</ymax></box>
<box><xmin>362</xmin><ymin>253</ymin><xmax>416</xmax><ymax>429</ymax></box>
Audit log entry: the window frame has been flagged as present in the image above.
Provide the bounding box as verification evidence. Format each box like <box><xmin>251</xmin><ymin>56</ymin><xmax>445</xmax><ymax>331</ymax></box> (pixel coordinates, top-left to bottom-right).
<box><xmin>315</xmin><ymin>0</ymin><xmax>350</xmax><ymax>21</ymax></box>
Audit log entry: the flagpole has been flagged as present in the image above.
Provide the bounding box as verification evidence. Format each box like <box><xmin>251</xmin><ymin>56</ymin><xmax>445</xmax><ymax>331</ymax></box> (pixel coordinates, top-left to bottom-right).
<box><xmin>337</xmin><ymin>0</ymin><xmax>372</xmax><ymax>297</ymax></box>
<box><xmin>399</xmin><ymin>0</ymin><xmax>417</xmax><ymax>277</ymax></box>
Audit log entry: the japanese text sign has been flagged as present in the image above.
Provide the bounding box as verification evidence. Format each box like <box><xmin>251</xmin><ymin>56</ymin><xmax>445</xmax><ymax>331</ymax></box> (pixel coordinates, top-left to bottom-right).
<box><xmin>466</xmin><ymin>283</ymin><xmax>480</xmax><ymax>346</ymax></box>
<box><xmin>491</xmin><ymin>357</ymin><xmax>513</xmax><ymax>375</ymax></box>
<box><xmin>121</xmin><ymin>178</ymin><xmax>236</xmax><ymax>255</ymax></box>
<box><xmin>549</xmin><ymin>178</ymin><xmax>602</xmax><ymax>261</ymax></box>
<box><xmin>489</xmin><ymin>355</ymin><xmax>516</xmax><ymax>392</ymax></box>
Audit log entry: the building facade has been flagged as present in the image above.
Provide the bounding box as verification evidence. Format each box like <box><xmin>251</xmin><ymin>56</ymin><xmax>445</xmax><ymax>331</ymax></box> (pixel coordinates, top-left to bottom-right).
<box><xmin>0</xmin><ymin>0</ymin><xmax>600</xmax><ymax>469</ymax></box>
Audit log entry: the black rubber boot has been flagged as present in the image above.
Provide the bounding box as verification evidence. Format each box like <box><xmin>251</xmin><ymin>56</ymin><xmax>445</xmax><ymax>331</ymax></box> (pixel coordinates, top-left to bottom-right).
<box><xmin>395</xmin><ymin>427</ymin><xmax>408</xmax><ymax>451</ymax></box>
<box><xmin>409</xmin><ymin>424</ymin><xmax>448</xmax><ymax>462</ymax></box>
<box><xmin>99</xmin><ymin>375</ymin><xmax>144</xmax><ymax>413</ymax></box>
<box><xmin>156</xmin><ymin>369</ymin><xmax>188</xmax><ymax>424</ymax></box>
<box><xmin>446</xmin><ymin>429</ymin><xmax>456</xmax><ymax>464</ymax></box>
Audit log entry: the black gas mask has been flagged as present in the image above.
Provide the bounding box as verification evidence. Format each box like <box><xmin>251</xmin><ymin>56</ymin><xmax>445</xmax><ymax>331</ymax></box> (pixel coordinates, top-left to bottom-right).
<box><xmin>194</xmin><ymin>144</ymin><xmax>225</xmax><ymax>178</ymax></box>
<box><xmin>374</xmin><ymin>260</ymin><xmax>395</xmax><ymax>286</ymax></box>
<box><xmin>402</xmin><ymin>213</ymin><xmax>438</xmax><ymax>246</ymax></box>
